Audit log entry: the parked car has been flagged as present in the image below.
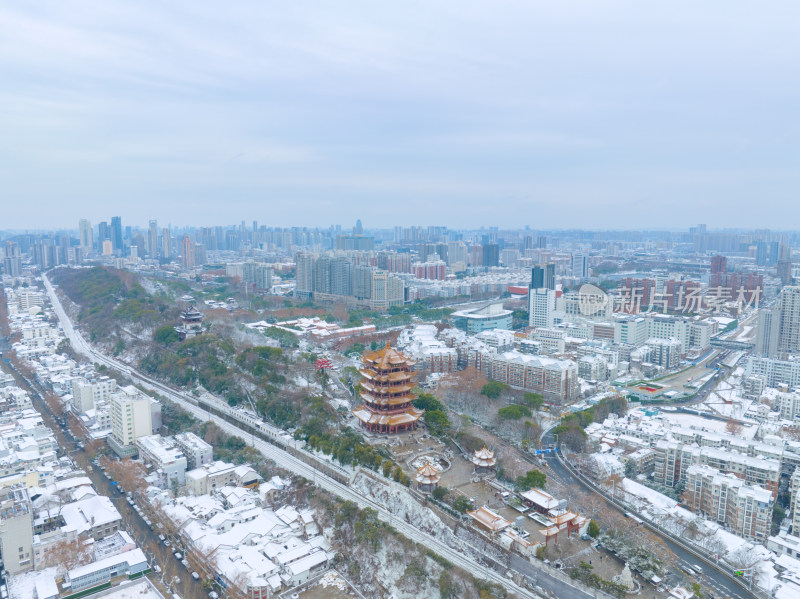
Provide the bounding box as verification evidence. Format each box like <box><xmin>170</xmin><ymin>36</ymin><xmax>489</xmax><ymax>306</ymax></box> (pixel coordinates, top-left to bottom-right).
<box><xmin>182</xmin><ymin>559</ymin><xmax>190</xmax><ymax>569</ymax></box>
<box><xmin>191</xmin><ymin>572</ymin><xmax>200</xmax><ymax>581</ymax></box>
<box><xmin>174</xmin><ymin>552</ymin><xmax>183</xmax><ymax>560</ymax></box>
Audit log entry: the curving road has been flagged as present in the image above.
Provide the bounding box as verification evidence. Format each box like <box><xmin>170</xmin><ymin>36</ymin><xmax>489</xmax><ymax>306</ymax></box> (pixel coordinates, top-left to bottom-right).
<box><xmin>542</xmin><ymin>427</ymin><xmax>755</xmax><ymax>599</ymax></box>
<box><xmin>44</xmin><ymin>274</ymin><xmax>612</xmax><ymax>599</ymax></box>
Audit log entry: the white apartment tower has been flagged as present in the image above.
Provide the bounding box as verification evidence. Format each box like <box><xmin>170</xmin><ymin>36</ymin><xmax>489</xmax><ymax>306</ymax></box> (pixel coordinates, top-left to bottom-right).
<box><xmin>110</xmin><ymin>386</ymin><xmax>153</xmax><ymax>448</ymax></box>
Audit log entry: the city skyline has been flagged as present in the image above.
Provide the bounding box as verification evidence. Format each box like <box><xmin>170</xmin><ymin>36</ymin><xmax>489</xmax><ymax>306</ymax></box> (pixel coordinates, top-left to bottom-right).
<box><xmin>3</xmin><ymin>2</ymin><xmax>800</xmax><ymax>229</ymax></box>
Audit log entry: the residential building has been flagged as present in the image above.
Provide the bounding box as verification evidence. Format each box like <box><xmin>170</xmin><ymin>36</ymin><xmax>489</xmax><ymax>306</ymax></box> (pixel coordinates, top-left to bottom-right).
<box><xmin>685</xmin><ymin>464</ymin><xmax>772</xmax><ymax>541</ymax></box>
<box><xmin>135</xmin><ymin>435</ymin><xmax>188</xmax><ymax>486</ymax></box>
<box><xmin>185</xmin><ymin>461</ymin><xmax>260</xmax><ymax>496</ymax></box>
<box><xmin>489</xmin><ymin>351</ymin><xmax>578</xmax><ymax>401</ymax></box>
<box><xmin>174</xmin><ymin>432</ymin><xmax>214</xmax><ymax>470</ymax></box>
<box><xmin>109</xmin><ymin>386</ymin><xmax>154</xmax><ymax>457</ymax></box>
<box><xmin>0</xmin><ymin>486</ymin><xmax>33</xmax><ymax>574</ymax></box>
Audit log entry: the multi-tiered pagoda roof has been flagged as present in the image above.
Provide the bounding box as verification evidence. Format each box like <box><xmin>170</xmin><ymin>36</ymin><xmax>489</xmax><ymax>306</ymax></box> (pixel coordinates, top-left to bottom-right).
<box><xmin>352</xmin><ymin>343</ymin><xmax>424</xmax><ymax>434</ymax></box>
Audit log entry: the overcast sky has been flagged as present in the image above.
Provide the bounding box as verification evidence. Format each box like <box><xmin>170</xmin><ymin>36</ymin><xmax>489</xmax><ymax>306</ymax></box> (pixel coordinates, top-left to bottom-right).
<box><xmin>2</xmin><ymin>2</ymin><xmax>799</xmax><ymax>231</ymax></box>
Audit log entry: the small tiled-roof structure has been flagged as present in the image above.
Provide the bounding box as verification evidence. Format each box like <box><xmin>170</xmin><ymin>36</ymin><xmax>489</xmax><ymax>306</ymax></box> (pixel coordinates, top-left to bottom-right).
<box><xmin>472</xmin><ymin>445</ymin><xmax>496</xmax><ymax>474</ymax></box>
<box><xmin>467</xmin><ymin>506</ymin><xmax>511</xmax><ymax>535</ymax></box>
<box><xmin>415</xmin><ymin>462</ymin><xmax>441</xmax><ymax>494</ymax></box>
<box><xmin>520</xmin><ymin>488</ymin><xmax>559</xmax><ymax>513</ymax></box>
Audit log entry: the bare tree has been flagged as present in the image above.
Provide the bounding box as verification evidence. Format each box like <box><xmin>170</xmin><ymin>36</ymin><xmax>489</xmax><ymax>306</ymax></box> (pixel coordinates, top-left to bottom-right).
<box><xmin>43</xmin><ymin>535</ymin><xmax>93</xmax><ymax>572</ymax></box>
<box><xmin>105</xmin><ymin>458</ymin><xmax>148</xmax><ymax>495</ymax></box>
<box><xmin>725</xmin><ymin>419</ymin><xmax>744</xmax><ymax>436</ymax></box>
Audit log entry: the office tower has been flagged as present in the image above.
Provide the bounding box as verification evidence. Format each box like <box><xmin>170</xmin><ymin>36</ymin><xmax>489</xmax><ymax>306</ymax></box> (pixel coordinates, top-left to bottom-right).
<box><xmin>572</xmin><ymin>253</ymin><xmax>589</xmax><ymax>280</ymax></box>
<box><xmin>147</xmin><ymin>220</ymin><xmax>159</xmax><ymax>258</ymax></box>
<box><xmin>161</xmin><ymin>228</ymin><xmax>172</xmax><ymax>260</ymax></box>
<box><xmin>537</xmin><ymin>236</ymin><xmax>547</xmax><ymax>249</ymax></box>
<box><xmin>111</xmin><ymin>216</ymin><xmax>123</xmax><ymax>253</ymax></box>
<box><xmin>529</xmin><ymin>288</ymin><xmax>557</xmax><ymax>328</ymax></box>
<box><xmin>97</xmin><ymin>221</ymin><xmax>110</xmax><ymax>249</ymax></box>
<box><xmin>181</xmin><ymin>235</ymin><xmax>194</xmax><ymax>268</ymax></box>
<box><xmin>354</xmin><ymin>219</ymin><xmax>363</xmax><ymax>235</ymax></box>
<box><xmin>482</xmin><ymin>244</ymin><xmax>499</xmax><ymax>267</ymax></box>
<box><xmin>78</xmin><ymin>219</ymin><xmax>93</xmax><ymax>251</ymax></box>
<box><xmin>522</xmin><ymin>236</ymin><xmax>534</xmax><ymax>250</ymax></box>
<box><xmin>531</xmin><ymin>264</ymin><xmax>556</xmax><ymax>291</ymax></box>
<box><xmin>710</xmin><ymin>255</ymin><xmax>727</xmax><ymax>274</ymax></box>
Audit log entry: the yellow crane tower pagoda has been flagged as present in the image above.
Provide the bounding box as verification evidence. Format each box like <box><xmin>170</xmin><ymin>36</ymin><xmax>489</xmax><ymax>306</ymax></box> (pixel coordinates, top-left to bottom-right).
<box><xmin>352</xmin><ymin>343</ymin><xmax>424</xmax><ymax>434</ymax></box>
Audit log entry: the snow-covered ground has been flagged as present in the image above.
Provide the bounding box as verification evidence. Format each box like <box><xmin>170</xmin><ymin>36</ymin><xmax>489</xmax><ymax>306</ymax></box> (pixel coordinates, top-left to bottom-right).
<box><xmin>660</xmin><ymin>411</ymin><xmax>758</xmax><ymax>439</ymax></box>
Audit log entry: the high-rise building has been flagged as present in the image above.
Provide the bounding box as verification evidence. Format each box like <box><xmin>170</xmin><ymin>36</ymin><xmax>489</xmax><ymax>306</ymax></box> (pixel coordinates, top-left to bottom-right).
<box><xmin>294</xmin><ymin>252</ymin><xmax>315</xmax><ymax>299</ymax></box>
<box><xmin>529</xmin><ymin>288</ymin><xmax>557</xmax><ymax>328</ymax></box>
<box><xmin>3</xmin><ymin>242</ymin><xmax>22</xmax><ymax>277</ymax></box>
<box><xmin>482</xmin><ymin>244</ymin><xmax>499</xmax><ymax>268</ymax></box>
<box><xmin>756</xmin><ymin>308</ymin><xmax>781</xmax><ymax>358</ymax></box>
<box><xmin>148</xmin><ymin>219</ymin><xmax>159</xmax><ymax>259</ymax></box>
<box><xmin>78</xmin><ymin>219</ymin><xmax>93</xmax><ymax>251</ymax></box>
<box><xmin>778</xmin><ymin>260</ymin><xmax>793</xmax><ymax>287</ymax></box>
<box><xmin>181</xmin><ymin>235</ymin><xmax>194</xmax><ymax>269</ymax></box>
<box><xmin>194</xmin><ymin>243</ymin><xmax>206</xmax><ymax>266</ymax></box>
<box><xmin>369</xmin><ymin>270</ymin><xmax>404</xmax><ymax>309</ymax></box>
<box><xmin>710</xmin><ymin>255</ymin><xmax>727</xmax><ymax>274</ymax></box>
<box><xmin>778</xmin><ymin>287</ymin><xmax>800</xmax><ymax>356</ymax></box>
<box><xmin>161</xmin><ymin>228</ymin><xmax>172</xmax><ymax>260</ymax></box>
<box><xmin>109</xmin><ymin>387</ymin><xmax>153</xmax><ymax>449</ymax></box>
<box><xmin>791</xmin><ymin>467</ymin><xmax>800</xmax><ymax>535</ymax></box>
<box><xmin>111</xmin><ymin>216</ymin><xmax>123</xmax><ymax>253</ymax></box>
<box><xmin>572</xmin><ymin>253</ymin><xmax>589</xmax><ymax>280</ymax></box>
<box><xmin>97</xmin><ymin>221</ymin><xmax>110</xmax><ymax>249</ymax></box>
<box><xmin>531</xmin><ymin>264</ymin><xmax>555</xmax><ymax>290</ymax></box>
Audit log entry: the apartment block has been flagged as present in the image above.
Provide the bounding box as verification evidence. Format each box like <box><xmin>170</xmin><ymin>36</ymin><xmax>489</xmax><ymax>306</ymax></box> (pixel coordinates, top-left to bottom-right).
<box><xmin>173</xmin><ymin>431</ymin><xmax>214</xmax><ymax>470</ymax></box>
<box><xmin>135</xmin><ymin>435</ymin><xmax>188</xmax><ymax>486</ymax></box>
<box><xmin>0</xmin><ymin>486</ymin><xmax>33</xmax><ymax>574</ymax></box>
<box><xmin>654</xmin><ymin>440</ymin><xmax>780</xmax><ymax>498</ymax></box>
<box><xmin>685</xmin><ymin>464</ymin><xmax>772</xmax><ymax>541</ymax></box>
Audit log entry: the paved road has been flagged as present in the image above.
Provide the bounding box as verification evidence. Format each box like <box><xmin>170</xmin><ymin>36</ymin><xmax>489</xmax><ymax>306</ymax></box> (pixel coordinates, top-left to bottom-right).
<box><xmin>45</xmin><ymin>274</ymin><xmax>600</xmax><ymax>599</ymax></box>
<box><xmin>541</xmin><ymin>428</ymin><xmax>754</xmax><ymax>599</ymax></box>
<box><xmin>0</xmin><ymin>358</ymin><xmax>206</xmax><ymax>599</ymax></box>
